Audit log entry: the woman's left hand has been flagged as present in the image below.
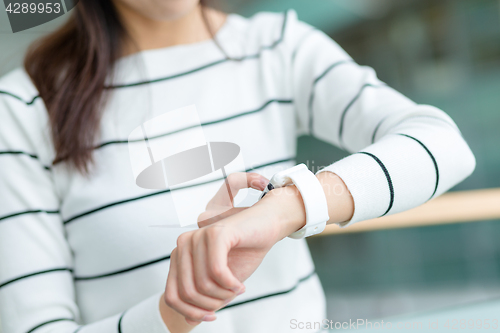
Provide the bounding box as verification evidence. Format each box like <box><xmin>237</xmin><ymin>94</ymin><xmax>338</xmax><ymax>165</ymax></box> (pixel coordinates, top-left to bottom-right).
<box><xmin>164</xmin><ymin>185</ymin><xmax>307</xmax><ymax>326</ymax></box>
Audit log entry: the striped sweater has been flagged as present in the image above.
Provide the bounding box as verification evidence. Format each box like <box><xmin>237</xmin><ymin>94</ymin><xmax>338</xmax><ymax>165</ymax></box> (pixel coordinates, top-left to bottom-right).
<box><xmin>0</xmin><ymin>10</ymin><xmax>475</xmax><ymax>333</ymax></box>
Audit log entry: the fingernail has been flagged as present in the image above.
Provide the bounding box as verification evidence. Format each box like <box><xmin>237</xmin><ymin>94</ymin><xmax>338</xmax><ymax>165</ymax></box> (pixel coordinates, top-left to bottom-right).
<box><xmin>222</xmin><ymin>299</ymin><xmax>231</xmax><ymax>307</ymax></box>
<box><xmin>202</xmin><ymin>314</ymin><xmax>217</xmax><ymax>321</ymax></box>
<box><xmin>232</xmin><ymin>285</ymin><xmax>245</xmax><ymax>294</ymax></box>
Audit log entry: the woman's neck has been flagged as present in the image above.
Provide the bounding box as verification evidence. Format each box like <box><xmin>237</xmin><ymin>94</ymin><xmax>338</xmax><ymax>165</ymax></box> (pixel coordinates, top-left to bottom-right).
<box><xmin>115</xmin><ymin>4</ymin><xmax>227</xmax><ymax>56</ymax></box>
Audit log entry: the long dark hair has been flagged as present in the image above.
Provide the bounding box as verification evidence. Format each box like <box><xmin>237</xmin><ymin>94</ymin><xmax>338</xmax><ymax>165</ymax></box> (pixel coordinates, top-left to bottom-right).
<box><xmin>24</xmin><ymin>0</ymin><xmax>211</xmax><ymax>173</ymax></box>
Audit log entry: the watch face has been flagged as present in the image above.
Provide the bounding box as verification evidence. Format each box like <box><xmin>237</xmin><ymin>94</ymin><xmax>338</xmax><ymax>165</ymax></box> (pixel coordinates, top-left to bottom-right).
<box><xmin>259</xmin><ymin>182</ymin><xmax>275</xmax><ymax>200</ymax></box>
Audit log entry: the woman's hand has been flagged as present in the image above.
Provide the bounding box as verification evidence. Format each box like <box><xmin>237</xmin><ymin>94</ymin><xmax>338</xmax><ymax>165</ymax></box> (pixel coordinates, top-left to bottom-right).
<box><xmin>164</xmin><ymin>185</ymin><xmax>307</xmax><ymax>327</ymax></box>
<box><xmin>197</xmin><ymin>172</ymin><xmax>268</xmax><ymax>228</ymax></box>
<box><xmin>162</xmin><ymin>171</ymin><xmax>354</xmax><ymax>330</ymax></box>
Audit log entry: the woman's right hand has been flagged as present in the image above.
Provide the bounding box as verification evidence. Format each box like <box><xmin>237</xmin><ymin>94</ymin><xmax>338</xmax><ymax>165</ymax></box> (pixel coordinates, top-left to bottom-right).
<box><xmin>163</xmin><ymin>184</ymin><xmax>308</xmax><ymax>328</ymax></box>
<box><xmin>160</xmin><ymin>172</ymin><xmax>268</xmax><ymax>332</ymax></box>
<box><xmin>197</xmin><ymin>172</ymin><xmax>268</xmax><ymax>228</ymax></box>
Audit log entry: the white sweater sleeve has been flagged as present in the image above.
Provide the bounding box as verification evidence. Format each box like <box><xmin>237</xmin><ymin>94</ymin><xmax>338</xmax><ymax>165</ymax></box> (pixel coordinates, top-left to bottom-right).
<box><xmin>286</xmin><ymin>11</ymin><xmax>475</xmax><ymax>226</ymax></box>
<box><xmin>0</xmin><ymin>91</ymin><xmax>170</xmax><ymax>333</ymax></box>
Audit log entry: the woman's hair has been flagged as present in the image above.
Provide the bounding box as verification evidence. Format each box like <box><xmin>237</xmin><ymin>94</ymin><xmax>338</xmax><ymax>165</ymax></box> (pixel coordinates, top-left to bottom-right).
<box><xmin>24</xmin><ymin>0</ymin><xmax>211</xmax><ymax>173</ymax></box>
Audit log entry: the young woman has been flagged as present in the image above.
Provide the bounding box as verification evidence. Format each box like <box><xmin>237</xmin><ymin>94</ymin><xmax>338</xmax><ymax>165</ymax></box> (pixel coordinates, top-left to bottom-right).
<box><xmin>0</xmin><ymin>0</ymin><xmax>475</xmax><ymax>332</ymax></box>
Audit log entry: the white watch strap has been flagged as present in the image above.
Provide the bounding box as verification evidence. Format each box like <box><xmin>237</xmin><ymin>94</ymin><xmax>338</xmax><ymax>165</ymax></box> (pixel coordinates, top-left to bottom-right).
<box><xmin>261</xmin><ymin>164</ymin><xmax>329</xmax><ymax>239</ymax></box>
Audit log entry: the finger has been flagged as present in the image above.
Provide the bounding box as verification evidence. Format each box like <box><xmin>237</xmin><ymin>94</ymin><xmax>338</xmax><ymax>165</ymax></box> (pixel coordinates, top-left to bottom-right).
<box><xmin>205</xmin><ymin>227</ymin><xmax>244</xmax><ymax>292</ymax></box>
<box><xmin>246</xmin><ymin>173</ymin><xmax>269</xmax><ymax>191</ymax></box>
<box><xmin>176</xmin><ymin>237</ymin><xmax>228</xmax><ymax>311</ymax></box>
<box><xmin>192</xmin><ymin>232</ymin><xmax>237</xmax><ymax>299</ymax></box>
<box><xmin>165</xmin><ymin>248</ymin><xmax>217</xmax><ymax>323</ymax></box>
<box><xmin>185</xmin><ymin>318</ymin><xmax>202</xmax><ymax>326</ymax></box>
<box><xmin>207</xmin><ymin>173</ymin><xmax>269</xmax><ymax>208</ymax></box>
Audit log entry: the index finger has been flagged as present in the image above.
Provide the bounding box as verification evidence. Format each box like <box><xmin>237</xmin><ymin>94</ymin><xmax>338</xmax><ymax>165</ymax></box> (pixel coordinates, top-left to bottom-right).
<box><xmin>207</xmin><ymin>173</ymin><xmax>268</xmax><ymax>209</ymax></box>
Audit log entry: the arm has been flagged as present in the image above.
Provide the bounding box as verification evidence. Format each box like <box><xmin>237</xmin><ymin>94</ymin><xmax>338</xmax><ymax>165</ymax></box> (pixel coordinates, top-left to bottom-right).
<box><xmin>288</xmin><ymin>10</ymin><xmax>475</xmax><ymax>226</ymax></box>
<box><xmin>164</xmin><ymin>10</ymin><xmax>475</xmax><ymax>323</ymax></box>
<box><xmin>162</xmin><ymin>172</ymin><xmax>351</xmax><ymax>325</ymax></box>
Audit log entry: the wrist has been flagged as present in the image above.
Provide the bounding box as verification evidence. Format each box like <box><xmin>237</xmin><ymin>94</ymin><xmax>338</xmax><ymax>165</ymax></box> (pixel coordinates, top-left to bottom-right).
<box><xmin>259</xmin><ymin>185</ymin><xmax>307</xmax><ymax>239</ymax></box>
<box><xmin>159</xmin><ymin>293</ymin><xmax>195</xmax><ymax>333</ymax></box>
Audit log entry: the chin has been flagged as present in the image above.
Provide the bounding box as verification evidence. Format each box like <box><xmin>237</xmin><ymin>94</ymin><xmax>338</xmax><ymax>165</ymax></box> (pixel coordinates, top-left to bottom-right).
<box><xmin>118</xmin><ymin>0</ymin><xmax>201</xmax><ymax>21</ymax></box>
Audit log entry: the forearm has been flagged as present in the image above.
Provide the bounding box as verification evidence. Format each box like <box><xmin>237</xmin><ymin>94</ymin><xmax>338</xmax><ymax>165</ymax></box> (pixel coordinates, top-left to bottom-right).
<box><xmin>260</xmin><ymin>171</ymin><xmax>354</xmax><ymax>239</ymax></box>
<box><xmin>317</xmin><ymin>171</ymin><xmax>354</xmax><ymax>224</ymax></box>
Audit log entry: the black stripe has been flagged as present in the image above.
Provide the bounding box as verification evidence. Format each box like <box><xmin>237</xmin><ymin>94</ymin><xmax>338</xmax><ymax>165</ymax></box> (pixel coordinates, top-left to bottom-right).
<box><xmin>308</xmin><ymin>60</ymin><xmax>353</xmax><ymax>135</ymax></box>
<box><xmin>63</xmin><ymin>157</ymin><xmax>294</xmax><ymax>225</ymax></box>
<box><xmin>279</xmin><ymin>11</ymin><xmax>288</xmax><ymax>41</ymax></box>
<box><xmin>0</xmin><ymin>209</ymin><xmax>60</xmax><ymax>223</ymax></box>
<box><xmin>338</xmin><ymin>83</ymin><xmax>386</xmax><ymax>147</ymax></box>
<box><xmin>74</xmin><ymin>254</ymin><xmax>171</xmax><ymax>281</ymax></box>
<box><xmin>109</xmin><ymin>58</ymin><xmax>228</xmax><ymax>89</ymax></box>
<box><xmin>371</xmin><ymin>115</ymin><xmax>390</xmax><ymax>144</ymax></box>
<box><xmin>371</xmin><ymin>114</ymin><xmax>459</xmax><ymax>144</ymax></box>
<box><xmin>397</xmin><ymin>133</ymin><xmax>440</xmax><ymax>200</ymax></box>
<box><xmin>0</xmin><ymin>151</ymin><xmax>51</xmax><ymax>170</ymax></box>
<box><xmin>117</xmin><ymin>311</ymin><xmax>126</xmax><ymax>333</ymax></box>
<box><xmin>221</xmin><ymin>270</ymin><xmax>316</xmax><ymax>311</ymax></box>
<box><xmin>0</xmin><ymin>90</ymin><xmax>40</xmax><ymax>105</ymax></box>
<box><xmin>26</xmin><ymin>318</ymin><xmax>73</xmax><ymax>333</ymax></box>
<box><xmin>357</xmin><ymin>152</ymin><xmax>394</xmax><ymax>217</ymax></box>
<box><xmin>0</xmin><ymin>150</ymin><xmax>38</xmax><ymax>159</ymax></box>
<box><xmin>0</xmin><ymin>267</ymin><xmax>73</xmax><ymax>289</ymax></box>
<box><xmin>291</xmin><ymin>28</ymin><xmax>318</xmax><ymax>64</ymax></box>
<box><xmin>107</xmin><ymin>12</ymin><xmax>288</xmax><ymax>89</ymax></box>
<box><xmin>95</xmin><ymin>99</ymin><xmax>293</xmax><ymax>150</ymax></box>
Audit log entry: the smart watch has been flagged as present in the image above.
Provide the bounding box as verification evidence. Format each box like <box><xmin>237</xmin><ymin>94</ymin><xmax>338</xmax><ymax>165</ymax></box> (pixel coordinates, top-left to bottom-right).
<box><xmin>259</xmin><ymin>164</ymin><xmax>329</xmax><ymax>239</ymax></box>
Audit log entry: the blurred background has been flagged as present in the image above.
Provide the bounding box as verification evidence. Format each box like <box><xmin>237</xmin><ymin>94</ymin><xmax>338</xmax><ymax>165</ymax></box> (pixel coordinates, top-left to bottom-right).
<box><xmin>1</xmin><ymin>0</ymin><xmax>499</xmax><ymax>329</ymax></box>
